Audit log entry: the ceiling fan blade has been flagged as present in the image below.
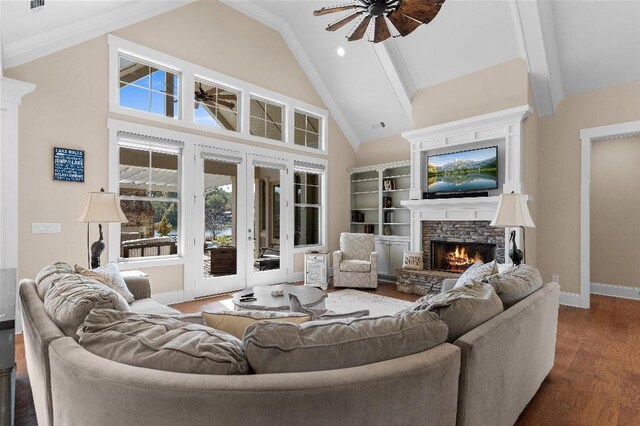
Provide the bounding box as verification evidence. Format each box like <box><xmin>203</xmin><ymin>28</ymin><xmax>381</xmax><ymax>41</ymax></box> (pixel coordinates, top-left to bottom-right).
<box><xmin>216</xmin><ymin>99</ymin><xmax>236</xmax><ymax>110</ymax></box>
<box><xmin>387</xmin><ymin>10</ymin><xmax>422</xmax><ymax>36</ymax></box>
<box><xmin>313</xmin><ymin>4</ymin><xmax>359</xmax><ymax>16</ymax></box>
<box><xmin>217</xmin><ymin>94</ymin><xmax>237</xmax><ymax>100</ymax></box>
<box><xmin>396</xmin><ymin>0</ymin><xmax>444</xmax><ymax>24</ymax></box>
<box><xmin>326</xmin><ymin>11</ymin><xmax>363</xmax><ymax>31</ymax></box>
<box><xmin>347</xmin><ymin>15</ymin><xmax>373</xmax><ymax>41</ymax></box>
<box><xmin>373</xmin><ymin>15</ymin><xmax>392</xmax><ymax>43</ymax></box>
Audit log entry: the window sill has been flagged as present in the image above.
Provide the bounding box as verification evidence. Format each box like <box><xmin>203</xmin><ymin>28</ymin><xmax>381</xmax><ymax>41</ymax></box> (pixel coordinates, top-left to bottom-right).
<box><xmin>115</xmin><ymin>256</ymin><xmax>184</xmax><ymax>270</ymax></box>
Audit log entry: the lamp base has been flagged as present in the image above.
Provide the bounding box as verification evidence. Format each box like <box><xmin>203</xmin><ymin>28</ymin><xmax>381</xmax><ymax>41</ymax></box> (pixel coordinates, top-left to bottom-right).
<box><xmin>508</xmin><ymin>229</ymin><xmax>524</xmax><ymax>266</ymax></box>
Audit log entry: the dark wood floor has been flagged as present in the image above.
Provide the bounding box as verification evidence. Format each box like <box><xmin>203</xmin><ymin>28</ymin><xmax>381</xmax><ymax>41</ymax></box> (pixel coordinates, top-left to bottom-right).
<box><xmin>15</xmin><ymin>282</ymin><xmax>640</xmax><ymax>425</ymax></box>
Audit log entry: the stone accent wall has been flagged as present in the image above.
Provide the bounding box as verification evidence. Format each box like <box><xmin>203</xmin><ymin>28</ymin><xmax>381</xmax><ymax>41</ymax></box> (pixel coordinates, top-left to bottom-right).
<box><xmin>396</xmin><ymin>220</ymin><xmax>506</xmax><ymax>296</ymax></box>
<box><xmin>422</xmin><ymin>220</ymin><xmax>505</xmax><ymax>270</ymax></box>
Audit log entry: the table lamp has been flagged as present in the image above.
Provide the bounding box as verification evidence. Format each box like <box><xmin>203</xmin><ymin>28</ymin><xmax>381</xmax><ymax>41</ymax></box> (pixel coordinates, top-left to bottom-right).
<box><xmin>490</xmin><ymin>192</ymin><xmax>535</xmax><ymax>265</ymax></box>
<box><xmin>77</xmin><ymin>188</ymin><xmax>128</xmax><ymax>268</ymax></box>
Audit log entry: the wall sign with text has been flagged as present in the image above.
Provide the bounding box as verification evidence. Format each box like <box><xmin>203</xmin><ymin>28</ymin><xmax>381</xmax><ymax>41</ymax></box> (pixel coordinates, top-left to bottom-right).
<box><xmin>53</xmin><ymin>147</ymin><xmax>85</xmax><ymax>182</ymax></box>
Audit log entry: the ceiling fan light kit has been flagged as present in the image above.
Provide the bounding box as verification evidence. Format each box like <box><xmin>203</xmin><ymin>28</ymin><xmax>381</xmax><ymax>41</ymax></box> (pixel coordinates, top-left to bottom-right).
<box><xmin>313</xmin><ymin>0</ymin><xmax>446</xmax><ymax>43</ymax></box>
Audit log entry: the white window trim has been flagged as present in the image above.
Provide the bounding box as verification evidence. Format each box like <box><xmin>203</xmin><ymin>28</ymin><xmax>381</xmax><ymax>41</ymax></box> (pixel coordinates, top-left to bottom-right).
<box><xmin>110</xmin><ymin>130</ymin><xmax>186</xmax><ymax>269</ymax></box>
<box><xmin>108</xmin><ymin>119</ymin><xmax>328</xmax><ymax>285</ymax></box>
<box><xmin>109</xmin><ymin>35</ymin><xmax>329</xmax><ymax>155</ymax></box>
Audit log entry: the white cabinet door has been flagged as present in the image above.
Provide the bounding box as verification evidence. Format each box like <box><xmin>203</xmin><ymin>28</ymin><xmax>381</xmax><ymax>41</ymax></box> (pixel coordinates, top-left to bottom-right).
<box><xmin>375</xmin><ymin>241</ymin><xmax>390</xmax><ymax>276</ymax></box>
<box><xmin>389</xmin><ymin>242</ymin><xmax>409</xmax><ymax>276</ymax></box>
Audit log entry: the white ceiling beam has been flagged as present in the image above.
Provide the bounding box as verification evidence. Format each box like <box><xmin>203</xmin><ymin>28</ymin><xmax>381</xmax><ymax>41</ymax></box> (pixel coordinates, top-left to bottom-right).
<box><xmin>510</xmin><ymin>0</ymin><xmax>564</xmax><ymax>117</ymax></box>
<box><xmin>221</xmin><ymin>0</ymin><xmax>360</xmax><ymax>150</ymax></box>
<box><xmin>3</xmin><ymin>1</ymin><xmax>195</xmax><ymax>70</ymax></box>
<box><xmin>371</xmin><ymin>38</ymin><xmax>414</xmax><ymax>128</ymax></box>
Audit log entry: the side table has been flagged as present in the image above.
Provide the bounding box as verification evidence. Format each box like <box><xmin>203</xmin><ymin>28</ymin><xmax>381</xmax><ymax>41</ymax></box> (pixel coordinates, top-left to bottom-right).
<box><xmin>304</xmin><ymin>252</ymin><xmax>329</xmax><ymax>290</ymax></box>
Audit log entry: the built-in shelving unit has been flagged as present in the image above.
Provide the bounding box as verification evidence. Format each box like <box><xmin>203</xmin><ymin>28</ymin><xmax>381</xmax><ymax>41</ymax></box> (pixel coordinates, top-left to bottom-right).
<box><xmin>349</xmin><ymin>161</ymin><xmax>411</xmax><ymax>279</ymax></box>
<box><xmin>349</xmin><ymin>161</ymin><xmax>411</xmax><ymax>237</ymax></box>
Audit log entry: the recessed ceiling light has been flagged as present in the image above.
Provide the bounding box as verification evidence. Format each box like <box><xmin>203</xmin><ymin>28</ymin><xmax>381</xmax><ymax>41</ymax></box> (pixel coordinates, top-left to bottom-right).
<box><xmin>336</xmin><ymin>47</ymin><xmax>346</xmax><ymax>57</ymax></box>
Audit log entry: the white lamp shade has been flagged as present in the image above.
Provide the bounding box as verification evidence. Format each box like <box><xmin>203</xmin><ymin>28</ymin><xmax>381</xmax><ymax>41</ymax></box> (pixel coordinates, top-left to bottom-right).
<box><xmin>77</xmin><ymin>191</ymin><xmax>128</xmax><ymax>223</ymax></box>
<box><xmin>490</xmin><ymin>193</ymin><xmax>535</xmax><ymax>228</ymax></box>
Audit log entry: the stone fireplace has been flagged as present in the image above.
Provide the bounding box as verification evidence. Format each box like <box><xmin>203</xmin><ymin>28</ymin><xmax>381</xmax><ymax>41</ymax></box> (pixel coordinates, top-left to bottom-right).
<box><xmin>430</xmin><ymin>241</ymin><xmax>496</xmax><ymax>273</ymax></box>
<box><xmin>396</xmin><ymin>105</ymin><xmax>530</xmax><ymax>295</ymax></box>
<box><xmin>422</xmin><ymin>220</ymin><xmax>505</xmax><ymax>272</ymax></box>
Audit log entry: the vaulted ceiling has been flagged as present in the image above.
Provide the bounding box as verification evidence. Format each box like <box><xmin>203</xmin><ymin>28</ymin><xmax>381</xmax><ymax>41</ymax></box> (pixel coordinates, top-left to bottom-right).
<box><xmin>2</xmin><ymin>0</ymin><xmax>639</xmax><ymax>149</ymax></box>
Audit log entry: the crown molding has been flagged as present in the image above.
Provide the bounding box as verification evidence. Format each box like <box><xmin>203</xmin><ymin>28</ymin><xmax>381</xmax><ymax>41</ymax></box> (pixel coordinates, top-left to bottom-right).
<box><xmin>402</xmin><ymin>104</ymin><xmax>531</xmax><ymax>145</ymax></box>
<box><xmin>3</xmin><ymin>0</ymin><xmax>194</xmax><ymax>70</ymax></box>
<box><xmin>220</xmin><ymin>0</ymin><xmax>360</xmax><ymax>151</ymax></box>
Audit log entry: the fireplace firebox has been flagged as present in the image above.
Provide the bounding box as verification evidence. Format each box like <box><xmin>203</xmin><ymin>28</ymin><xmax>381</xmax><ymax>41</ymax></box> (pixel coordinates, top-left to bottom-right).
<box><xmin>430</xmin><ymin>241</ymin><xmax>496</xmax><ymax>273</ymax></box>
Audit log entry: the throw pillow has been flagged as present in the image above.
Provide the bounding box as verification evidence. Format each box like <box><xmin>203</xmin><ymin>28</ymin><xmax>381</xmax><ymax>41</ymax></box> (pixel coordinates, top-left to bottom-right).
<box><xmin>75</xmin><ymin>263</ymin><xmax>135</xmax><ymax>303</ymax></box>
<box><xmin>79</xmin><ymin>309</ymin><xmax>248</xmax><ymax>375</ymax></box>
<box><xmin>402</xmin><ymin>251</ymin><xmax>424</xmax><ymax>271</ymax></box>
<box><xmin>454</xmin><ymin>260</ymin><xmax>498</xmax><ymax>288</ymax></box>
<box><xmin>243</xmin><ymin>309</ymin><xmax>448</xmax><ymax>374</ymax></box>
<box><xmin>202</xmin><ymin>310</ymin><xmax>311</xmax><ymax>339</ymax></box>
<box><xmin>411</xmin><ymin>280</ymin><xmax>503</xmax><ymax>342</ymax></box>
<box><xmin>485</xmin><ymin>264</ymin><xmax>543</xmax><ymax>308</ymax></box>
<box><xmin>44</xmin><ymin>274</ymin><xmax>130</xmax><ymax>339</ymax></box>
<box><xmin>35</xmin><ymin>262</ymin><xmax>75</xmax><ymax>299</ymax></box>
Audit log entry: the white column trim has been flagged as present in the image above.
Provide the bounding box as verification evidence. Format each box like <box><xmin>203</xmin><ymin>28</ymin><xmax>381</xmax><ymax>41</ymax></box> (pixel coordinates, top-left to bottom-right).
<box><xmin>579</xmin><ymin>120</ymin><xmax>640</xmax><ymax>309</ymax></box>
<box><xmin>1</xmin><ymin>77</ymin><xmax>35</xmax><ymax>334</ymax></box>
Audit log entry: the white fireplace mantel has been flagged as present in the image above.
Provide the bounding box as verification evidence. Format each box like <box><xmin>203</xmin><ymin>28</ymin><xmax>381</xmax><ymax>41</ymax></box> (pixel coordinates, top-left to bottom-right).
<box><xmin>400</xmin><ymin>105</ymin><xmax>531</xmax><ymax>252</ymax></box>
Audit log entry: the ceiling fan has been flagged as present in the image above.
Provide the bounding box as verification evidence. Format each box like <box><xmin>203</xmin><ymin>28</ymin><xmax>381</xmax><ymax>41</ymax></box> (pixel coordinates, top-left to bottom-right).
<box><xmin>313</xmin><ymin>0</ymin><xmax>446</xmax><ymax>43</ymax></box>
<box><xmin>194</xmin><ymin>83</ymin><xmax>237</xmax><ymax>110</ymax></box>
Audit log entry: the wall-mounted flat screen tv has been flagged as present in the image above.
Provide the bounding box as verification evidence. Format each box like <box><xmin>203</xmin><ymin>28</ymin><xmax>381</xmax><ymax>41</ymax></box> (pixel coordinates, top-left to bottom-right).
<box><xmin>426</xmin><ymin>146</ymin><xmax>498</xmax><ymax>193</ymax></box>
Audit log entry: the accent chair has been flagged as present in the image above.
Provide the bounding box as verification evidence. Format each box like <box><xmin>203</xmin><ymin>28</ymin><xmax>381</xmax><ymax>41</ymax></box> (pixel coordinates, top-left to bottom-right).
<box><xmin>333</xmin><ymin>232</ymin><xmax>378</xmax><ymax>289</ymax></box>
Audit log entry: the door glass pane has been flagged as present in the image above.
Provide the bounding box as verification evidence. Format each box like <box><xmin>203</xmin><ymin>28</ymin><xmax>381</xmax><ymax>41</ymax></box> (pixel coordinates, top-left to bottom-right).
<box><xmin>253</xmin><ymin>166</ymin><xmax>281</xmax><ymax>272</ymax></box>
<box><xmin>203</xmin><ymin>159</ymin><xmax>237</xmax><ymax>278</ymax></box>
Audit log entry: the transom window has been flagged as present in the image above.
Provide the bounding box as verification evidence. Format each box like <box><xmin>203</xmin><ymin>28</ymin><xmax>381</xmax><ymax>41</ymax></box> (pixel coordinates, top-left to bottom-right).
<box><xmin>249</xmin><ymin>97</ymin><xmax>284</xmax><ymax>142</ymax></box>
<box><xmin>294</xmin><ymin>170</ymin><xmax>322</xmax><ymax>247</ymax></box>
<box><xmin>119</xmin><ymin>54</ymin><xmax>180</xmax><ymax>118</ymax></box>
<box><xmin>118</xmin><ymin>139</ymin><xmax>182</xmax><ymax>259</ymax></box>
<box><xmin>294</xmin><ymin>111</ymin><xmax>321</xmax><ymax>150</ymax></box>
<box><xmin>194</xmin><ymin>80</ymin><xmax>239</xmax><ymax>131</ymax></box>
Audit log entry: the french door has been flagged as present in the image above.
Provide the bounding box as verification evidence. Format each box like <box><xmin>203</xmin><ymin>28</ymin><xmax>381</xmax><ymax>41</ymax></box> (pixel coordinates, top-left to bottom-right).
<box><xmin>193</xmin><ymin>147</ymin><xmax>289</xmax><ymax>297</ymax></box>
<box><xmin>246</xmin><ymin>155</ymin><xmax>289</xmax><ymax>286</ymax></box>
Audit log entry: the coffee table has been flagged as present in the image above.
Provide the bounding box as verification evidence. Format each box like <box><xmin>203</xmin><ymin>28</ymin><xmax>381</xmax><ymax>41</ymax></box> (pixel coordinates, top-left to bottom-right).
<box><xmin>232</xmin><ymin>284</ymin><xmax>327</xmax><ymax>312</ymax></box>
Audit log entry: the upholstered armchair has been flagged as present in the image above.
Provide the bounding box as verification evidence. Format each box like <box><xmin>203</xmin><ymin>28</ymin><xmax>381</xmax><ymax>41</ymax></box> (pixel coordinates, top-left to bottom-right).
<box><xmin>333</xmin><ymin>233</ymin><xmax>378</xmax><ymax>289</ymax></box>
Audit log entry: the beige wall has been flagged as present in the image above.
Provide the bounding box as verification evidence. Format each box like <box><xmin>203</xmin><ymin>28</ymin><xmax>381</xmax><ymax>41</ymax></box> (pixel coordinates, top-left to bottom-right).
<box><xmin>537</xmin><ymin>81</ymin><xmax>640</xmax><ymax>293</ymax></box>
<box><xmin>355</xmin><ymin>134</ymin><xmax>410</xmax><ymax>167</ymax></box>
<box><xmin>6</xmin><ymin>0</ymin><xmax>355</xmax><ymax>293</ymax></box>
<box><xmin>590</xmin><ymin>136</ymin><xmax>640</xmax><ymax>287</ymax></box>
<box><xmin>412</xmin><ymin>59</ymin><xmax>529</xmax><ymax>129</ymax></box>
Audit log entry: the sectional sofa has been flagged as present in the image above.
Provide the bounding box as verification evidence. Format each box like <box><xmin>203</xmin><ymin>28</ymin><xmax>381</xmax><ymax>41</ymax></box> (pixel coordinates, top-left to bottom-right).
<box><xmin>19</xmin><ymin>274</ymin><xmax>559</xmax><ymax>426</ymax></box>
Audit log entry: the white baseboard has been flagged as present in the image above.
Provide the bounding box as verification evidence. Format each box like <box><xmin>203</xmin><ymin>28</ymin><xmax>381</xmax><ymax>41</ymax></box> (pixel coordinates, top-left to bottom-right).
<box><xmin>152</xmin><ymin>290</ymin><xmax>186</xmax><ymax>306</ymax></box>
<box><xmin>591</xmin><ymin>282</ymin><xmax>640</xmax><ymax>301</ymax></box>
<box><xmin>559</xmin><ymin>292</ymin><xmax>582</xmax><ymax>307</ymax></box>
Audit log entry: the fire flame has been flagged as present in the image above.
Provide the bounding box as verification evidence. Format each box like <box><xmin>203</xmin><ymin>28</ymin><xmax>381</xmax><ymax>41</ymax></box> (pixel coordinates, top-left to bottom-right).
<box><xmin>446</xmin><ymin>245</ymin><xmax>482</xmax><ymax>269</ymax></box>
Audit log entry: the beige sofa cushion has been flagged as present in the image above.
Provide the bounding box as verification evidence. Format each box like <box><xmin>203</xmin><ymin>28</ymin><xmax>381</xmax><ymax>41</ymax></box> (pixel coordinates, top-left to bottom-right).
<box><xmin>412</xmin><ymin>281</ymin><xmax>503</xmax><ymax>342</ymax></box>
<box><xmin>75</xmin><ymin>263</ymin><xmax>135</xmax><ymax>303</ymax></box>
<box><xmin>454</xmin><ymin>260</ymin><xmax>498</xmax><ymax>288</ymax></box>
<box><xmin>202</xmin><ymin>310</ymin><xmax>311</xmax><ymax>339</ymax></box>
<box><xmin>43</xmin><ymin>275</ymin><xmax>130</xmax><ymax>339</ymax></box>
<box><xmin>340</xmin><ymin>259</ymin><xmax>371</xmax><ymax>272</ymax></box>
<box><xmin>243</xmin><ymin>310</ymin><xmax>448</xmax><ymax>374</ymax></box>
<box><xmin>485</xmin><ymin>264</ymin><xmax>543</xmax><ymax>308</ymax></box>
<box><xmin>78</xmin><ymin>309</ymin><xmax>248</xmax><ymax>375</ymax></box>
<box><xmin>35</xmin><ymin>262</ymin><xmax>75</xmax><ymax>299</ymax></box>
